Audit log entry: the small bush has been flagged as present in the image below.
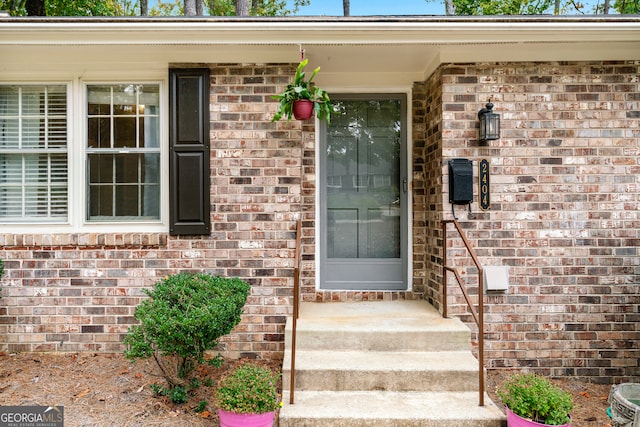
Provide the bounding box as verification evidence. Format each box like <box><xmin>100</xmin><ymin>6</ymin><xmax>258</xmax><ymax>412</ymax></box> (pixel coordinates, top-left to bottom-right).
<box><xmin>497</xmin><ymin>372</ymin><xmax>573</xmax><ymax>425</ymax></box>
<box><xmin>123</xmin><ymin>273</ymin><xmax>251</xmax><ymax>385</ymax></box>
<box><xmin>167</xmin><ymin>385</ymin><xmax>188</xmax><ymax>404</ymax></box>
<box><xmin>215</xmin><ymin>362</ymin><xmax>281</xmax><ymax>414</ymax></box>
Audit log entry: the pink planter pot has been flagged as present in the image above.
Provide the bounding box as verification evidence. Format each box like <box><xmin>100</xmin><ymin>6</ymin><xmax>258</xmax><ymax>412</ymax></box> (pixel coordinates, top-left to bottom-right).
<box><xmin>293</xmin><ymin>100</ymin><xmax>314</xmax><ymax>120</ymax></box>
<box><xmin>218</xmin><ymin>410</ymin><xmax>275</xmax><ymax>427</ymax></box>
<box><xmin>506</xmin><ymin>408</ymin><xmax>571</xmax><ymax>427</ymax></box>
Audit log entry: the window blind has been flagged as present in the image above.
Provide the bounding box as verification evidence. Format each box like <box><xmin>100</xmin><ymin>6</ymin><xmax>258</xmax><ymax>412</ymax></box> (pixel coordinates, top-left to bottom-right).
<box><xmin>0</xmin><ymin>85</ymin><xmax>68</xmax><ymax>221</ymax></box>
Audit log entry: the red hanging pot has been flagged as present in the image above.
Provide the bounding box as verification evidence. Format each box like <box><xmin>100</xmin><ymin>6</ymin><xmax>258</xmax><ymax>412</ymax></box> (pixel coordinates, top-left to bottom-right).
<box><xmin>293</xmin><ymin>100</ymin><xmax>314</xmax><ymax>120</ymax></box>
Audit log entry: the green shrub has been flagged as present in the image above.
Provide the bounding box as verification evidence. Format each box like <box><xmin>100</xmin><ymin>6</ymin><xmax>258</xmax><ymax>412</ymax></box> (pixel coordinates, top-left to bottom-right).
<box><xmin>123</xmin><ymin>273</ymin><xmax>251</xmax><ymax>385</ymax></box>
<box><xmin>215</xmin><ymin>362</ymin><xmax>281</xmax><ymax>414</ymax></box>
<box><xmin>497</xmin><ymin>372</ymin><xmax>573</xmax><ymax>425</ymax></box>
<box><xmin>167</xmin><ymin>385</ymin><xmax>188</xmax><ymax>404</ymax></box>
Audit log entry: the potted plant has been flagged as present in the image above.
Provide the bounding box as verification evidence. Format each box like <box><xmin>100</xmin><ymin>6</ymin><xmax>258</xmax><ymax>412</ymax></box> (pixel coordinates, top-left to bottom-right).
<box><xmin>272</xmin><ymin>58</ymin><xmax>331</xmax><ymax>123</ymax></box>
<box><xmin>497</xmin><ymin>372</ymin><xmax>573</xmax><ymax>427</ymax></box>
<box><xmin>214</xmin><ymin>361</ymin><xmax>281</xmax><ymax>427</ymax></box>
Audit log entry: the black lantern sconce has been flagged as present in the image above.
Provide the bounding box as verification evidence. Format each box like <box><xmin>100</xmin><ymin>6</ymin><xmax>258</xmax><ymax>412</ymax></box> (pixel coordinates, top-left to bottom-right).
<box><xmin>478</xmin><ymin>100</ymin><xmax>500</xmax><ymax>143</ymax></box>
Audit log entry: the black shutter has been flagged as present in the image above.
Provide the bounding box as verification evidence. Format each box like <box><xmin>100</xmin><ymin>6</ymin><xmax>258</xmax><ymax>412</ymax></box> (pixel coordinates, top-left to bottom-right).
<box><xmin>169</xmin><ymin>68</ymin><xmax>211</xmax><ymax>235</ymax></box>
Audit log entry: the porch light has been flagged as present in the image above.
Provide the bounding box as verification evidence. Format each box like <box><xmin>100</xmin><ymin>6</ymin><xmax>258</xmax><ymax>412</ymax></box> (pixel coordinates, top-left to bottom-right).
<box><xmin>478</xmin><ymin>100</ymin><xmax>500</xmax><ymax>143</ymax></box>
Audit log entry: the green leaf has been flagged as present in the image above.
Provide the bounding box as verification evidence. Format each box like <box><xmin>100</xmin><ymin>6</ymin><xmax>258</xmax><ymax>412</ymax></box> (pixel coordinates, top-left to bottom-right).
<box><xmin>272</xmin><ymin>60</ymin><xmax>331</xmax><ymax>124</ymax></box>
<box><xmin>123</xmin><ymin>273</ymin><xmax>251</xmax><ymax>385</ymax></box>
<box><xmin>215</xmin><ymin>362</ymin><xmax>281</xmax><ymax>414</ymax></box>
<box><xmin>497</xmin><ymin>373</ymin><xmax>573</xmax><ymax>425</ymax></box>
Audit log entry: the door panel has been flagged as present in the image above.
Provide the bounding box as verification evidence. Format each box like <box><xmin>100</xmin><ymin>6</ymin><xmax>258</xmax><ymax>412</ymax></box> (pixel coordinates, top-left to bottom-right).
<box><xmin>320</xmin><ymin>95</ymin><xmax>407</xmax><ymax>290</ymax></box>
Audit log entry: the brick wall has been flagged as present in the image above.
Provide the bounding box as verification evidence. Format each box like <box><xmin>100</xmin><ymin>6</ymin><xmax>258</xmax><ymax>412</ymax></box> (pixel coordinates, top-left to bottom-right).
<box><xmin>0</xmin><ymin>63</ymin><xmax>308</xmax><ymax>359</ymax></box>
<box><xmin>413</xmin><ymin>69</ymin><xmax>445</xmax><ymax>308</ymax></box>
<box><xmin>415</xmin><ymin>60</ymin><xmax>640</xmax><ymax>382</ymax></box>
<box><xmin>1</xmin><ymin>60</ymin><xmax>638</xmax><ymax>382</ymax></box>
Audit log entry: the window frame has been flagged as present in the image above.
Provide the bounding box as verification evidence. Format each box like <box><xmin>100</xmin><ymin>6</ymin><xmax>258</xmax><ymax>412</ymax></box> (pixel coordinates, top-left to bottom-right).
<box><xmin>78</xmin><ymin>79</ymin><xmax>167</xmax><ymax>232</ymax></box>
<box><xmin>0</xmin><ymin>83</ymin><xmax>70</xmax><ymax>223</ymax></box>
<box><xmin>0</xmin><ymin>77</ymin><xmax>169</xmax><ymax>233</ymax></box>
<box><xmin>84</xmin><ymin>83</ymin><xmax>162</xmax><ymax>223</ymax></box>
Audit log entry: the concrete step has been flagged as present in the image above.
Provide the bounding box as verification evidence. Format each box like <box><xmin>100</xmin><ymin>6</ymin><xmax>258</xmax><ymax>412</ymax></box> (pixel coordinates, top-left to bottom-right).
<box><xmin>282</xmin><ymin>350</ymin><xmax>480</xmax><ymax>392</ymax></box>
<box><xmin>279</xmin><ymin>390</ymin><xmax>506</xmax><ymax>427</ymax></box>
<box><xmin>280</xmin><ymin>301</ymin><xmax>505</xmax><ymax>427</ymax></box>
<box><xmin>285</xmin><ymin>301</ymin><xmax>471</xmax><ymax>352</ymax></box>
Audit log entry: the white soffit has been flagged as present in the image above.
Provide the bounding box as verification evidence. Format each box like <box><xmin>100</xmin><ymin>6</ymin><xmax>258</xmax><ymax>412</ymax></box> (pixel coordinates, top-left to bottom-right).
<box><xmin>0</xmin><ymin>17</ymin><xmax>639</xmax><ymax>83</ymax></box>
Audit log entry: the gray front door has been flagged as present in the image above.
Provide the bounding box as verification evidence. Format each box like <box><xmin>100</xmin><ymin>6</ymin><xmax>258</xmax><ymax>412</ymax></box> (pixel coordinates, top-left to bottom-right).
<box><xmin>320</xmin><ymin>95</ymin><xmax>407</xmax><ymax>290</ymax></box>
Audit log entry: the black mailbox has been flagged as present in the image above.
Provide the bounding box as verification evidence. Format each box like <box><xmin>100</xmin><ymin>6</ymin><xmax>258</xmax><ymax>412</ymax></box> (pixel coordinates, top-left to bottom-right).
<box><xmin>448</xmin><ymin>158</ymin><xmax>473</xmax><ymax>204</ymax></box>
<box><xmin>448</xmin><ymin>159</ymin><xmax>474</xmax><ymax>220</ymax></box>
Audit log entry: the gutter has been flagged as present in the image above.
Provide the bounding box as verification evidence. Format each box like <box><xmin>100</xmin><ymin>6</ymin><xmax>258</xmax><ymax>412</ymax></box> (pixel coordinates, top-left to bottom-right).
<box><xmin>0</xmin><ymin>15</ymin><xmax>640</xmax><ymax>23</ymax></box>
<box><xmin>1</xmin><ymin>16</ymin><xmax>639</xmax><ymax>47</ymax></box>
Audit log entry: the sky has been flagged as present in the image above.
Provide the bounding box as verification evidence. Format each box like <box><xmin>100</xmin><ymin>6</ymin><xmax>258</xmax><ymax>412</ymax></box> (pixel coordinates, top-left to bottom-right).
<box><xmin>288</xmin><ymin>0</ymin><xmax>445</xmax><ymax>16</ymax></box>
<box><xmin>286</xmin><ymin>0</ymin><xmax>604</xmax><ymax>16</ymax></box>
<box><xmin>145</xmin><ymin>0</ymin><xmax>601</xmax><ymax>16</ymax></box>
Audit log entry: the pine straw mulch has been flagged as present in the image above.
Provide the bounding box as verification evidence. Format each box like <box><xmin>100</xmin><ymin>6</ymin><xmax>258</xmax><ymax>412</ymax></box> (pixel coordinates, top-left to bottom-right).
<box><xmin>0</xmin><ymin>352</ymin><xmax>279</xmax><ymax>427</ymax></box>
<box><xmin>0</xmin><ymin>352</ymin><xmax>615</xmax><ymax>427</ymax></box>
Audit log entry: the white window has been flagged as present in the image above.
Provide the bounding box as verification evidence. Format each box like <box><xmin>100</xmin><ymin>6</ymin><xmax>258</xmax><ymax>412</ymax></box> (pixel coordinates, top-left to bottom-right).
<box><xmin>0</xmin><ymin>85</ymin><xmax>68</xmax><ymax>222</ymax></box>
<box><xmin>86</xmin><ymin>84</ymin><xmax>160</xmax><ymax>221</ymax></box>
<box><xmin>0</xmin><ymin>81</ymin><xmax>165</xmax><ymax>231</ymax></box>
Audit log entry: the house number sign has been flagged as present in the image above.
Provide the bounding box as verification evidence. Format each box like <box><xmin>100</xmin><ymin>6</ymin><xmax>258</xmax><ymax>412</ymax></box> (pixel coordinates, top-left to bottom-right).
<box><xmin>479</xmin><ymin>159</ymin><xmax>490</xmax><ymax>210</ymax></box>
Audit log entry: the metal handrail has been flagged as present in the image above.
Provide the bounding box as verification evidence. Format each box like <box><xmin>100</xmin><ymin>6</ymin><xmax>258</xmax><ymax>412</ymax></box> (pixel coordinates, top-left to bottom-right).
<box><xmin>289</xmin><ymin>219</ymin><xmax>302</xmax><ymax>404</ymax></box>
<box><xmin>441</xmin><ymin>219</ymin><xmax>485</xmax><ymax>407</ymax></box>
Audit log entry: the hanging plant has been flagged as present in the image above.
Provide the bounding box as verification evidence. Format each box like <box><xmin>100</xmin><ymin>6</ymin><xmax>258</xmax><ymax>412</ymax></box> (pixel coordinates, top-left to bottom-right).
<box><xmin>272</xmin><ymin>59</ymin><xmax>331</xmax><ymax>124</ymax></box>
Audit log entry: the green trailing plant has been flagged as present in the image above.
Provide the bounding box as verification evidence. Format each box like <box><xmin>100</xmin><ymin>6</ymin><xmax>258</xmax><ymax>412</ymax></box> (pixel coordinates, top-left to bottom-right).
<box><xmin>272</xmin><ymin>59</ymin><xmax>331</xmax><ymax>124</ymax></box>
<box><xmin>497</xmin><ymin>372</ymin><xmax>573</xmax><ymax>425</ymax></box>
<box><xmin>123</xmin><ymin>273</ymin><xmax>251</xmax><ymax>386</ymax></box>
<box><xmin>214</xmin><ymin>361</ymin><xmax>281</xmax><ymax>414</ymax></box>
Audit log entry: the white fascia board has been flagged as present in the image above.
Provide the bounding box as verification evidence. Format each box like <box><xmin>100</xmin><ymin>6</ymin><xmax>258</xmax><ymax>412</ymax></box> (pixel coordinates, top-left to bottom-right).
<box><xmin>1</xmin><ymin>20</ymin><xmax>639</xmax><ymax>46</ymax></box>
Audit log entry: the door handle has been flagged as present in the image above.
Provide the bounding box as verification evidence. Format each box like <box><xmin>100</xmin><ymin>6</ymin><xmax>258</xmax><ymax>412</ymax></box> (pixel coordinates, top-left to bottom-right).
<box><xmin>403</xmin><ymin>178</ymin><xmax>408</xmax><ymax>193</ymax></box>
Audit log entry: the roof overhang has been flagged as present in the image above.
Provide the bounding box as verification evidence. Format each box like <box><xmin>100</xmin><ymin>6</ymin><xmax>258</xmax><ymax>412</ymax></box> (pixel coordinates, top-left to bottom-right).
<box><xmin>1</xmin><ymin>16</ymin><xmax>639</xmax><ymax>87</ymax></box>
